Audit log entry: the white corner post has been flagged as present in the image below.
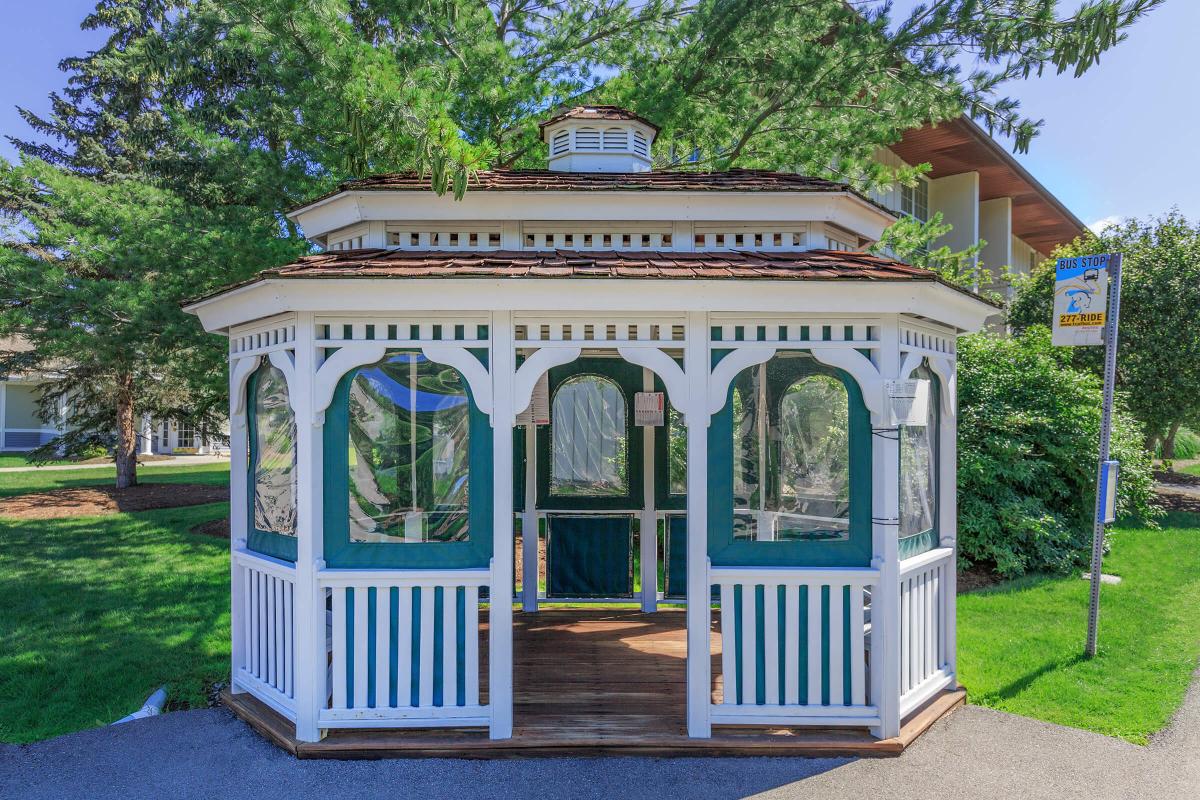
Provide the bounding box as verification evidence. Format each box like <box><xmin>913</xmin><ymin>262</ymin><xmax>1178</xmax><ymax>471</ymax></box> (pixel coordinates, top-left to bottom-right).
<box><xmin>684</xmin><ymin>310</ymin><xmax>711</xmax><ymax>738</ymax></box>
<box><xmin>870</xmin><ymin>316</ymin><xmax>902</xmax><ymax>740</ymax></box>
<box><xmin>489</xmin><ymin>311</ymin><xmax>515</xmax><ymax>739</ymax></box>
<box><xmin>292</xmin><ymin>312</ymin><xmax>326</xmax><ymax>743</ymax></box>
<box><xmin>932</xmin><ymin>357</ymin><xmax>959</xmax><ymax>680</ymax></box>
<box><xmin>641</xmin><ymin>366</ymin><xmax>658</xmax><ymax>613</ymax></box>
<box><xmin>227</xmin><ymin>358</ymin><xmax>254</xmax><ymax>696</ymax></box>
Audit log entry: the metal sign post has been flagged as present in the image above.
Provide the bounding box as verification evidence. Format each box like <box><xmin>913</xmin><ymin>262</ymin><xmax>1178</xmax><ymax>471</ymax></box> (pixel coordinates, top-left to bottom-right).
<box><xmin>1084</xmin><ymin>252</ymin><xmax>1123</xmax><ymax>658</ymax></box>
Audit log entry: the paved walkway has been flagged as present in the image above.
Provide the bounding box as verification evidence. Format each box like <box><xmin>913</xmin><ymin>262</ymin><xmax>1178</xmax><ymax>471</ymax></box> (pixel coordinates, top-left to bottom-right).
<box><xmin>0</xmin><ymin>455</ymin><xmax>228</xmax><ymax>473</ymax></box>
<box><xmin>3</xmin><ymin>671</ymin><xmax>1197</xmax><ymax>800</ymax></box>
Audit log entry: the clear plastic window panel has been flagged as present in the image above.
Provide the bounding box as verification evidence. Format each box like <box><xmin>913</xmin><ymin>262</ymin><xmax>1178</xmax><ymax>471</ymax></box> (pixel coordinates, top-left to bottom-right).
<box><xmin>347</xmin><ymin>352</ymin><xmax>470</xmax><ymax>543</ymax></box>
<box><xmin>732</xmin><ymin>358</ymin><xmax>850</xmax><ymax>542</ymax></box>
<box><xmin>550</xmin><ymin>375</ymin><xmax>628</xmax><ymax>496</ymax></box>
<box><xmin>900</xmin><ymin>366</ymin><xmax>937</xmax><ymax>537</ymax></box>
<box><xmin>668</xmin><ymin>406</ymin><xmax>687</xmax><ymax>495</ymax></box>
<box><xmin>253</xmin><ymin>364</ymin><xmax>298</xmax><ymax>536</ymax></box>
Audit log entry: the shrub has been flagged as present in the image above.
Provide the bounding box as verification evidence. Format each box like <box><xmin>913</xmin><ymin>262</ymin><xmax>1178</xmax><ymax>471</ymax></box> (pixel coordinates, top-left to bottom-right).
<box><xmin>1154</xmin><ymin>427</ymin><xmax>1200</xmax><ymax>460</ymax></box>
<box><xmin>956</xmin><ymin>327</ymin><xmax>1159</xmax><ymax>577</ymax></box>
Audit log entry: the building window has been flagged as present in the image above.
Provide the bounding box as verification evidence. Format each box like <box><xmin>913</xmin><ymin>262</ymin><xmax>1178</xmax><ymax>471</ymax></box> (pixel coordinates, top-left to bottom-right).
<box><xmin>250</xmin><ymin>364</ymin><xmax>297</xmax><ymax>538</ymax></box>
<box><xmin>732</xmin><ymin>357</ymin><xmax>851</xmax><ymax>542</ymax></box>
<box><xmin>346</xmin><ymin>352</ymin><xmax>470</xmax><ymax>544</ymax></box>
<box><xmin>177</xmin><ymin>421</ymin><xmax>197</xmax><ymax>449</ymax></box>
<box><xmin>899</xmin><ymin>364</ymin><xmax>938</xmax><ymax>556</ymax></box>
<box><xmin>551</xmin><ymin>375</ymin><xmax>628</xmax><ymax>497</ymax></box>
<box><xmin>900</xmin><ymin>178</ymin><xmax>929</xmax><ymax>222</ymax></box>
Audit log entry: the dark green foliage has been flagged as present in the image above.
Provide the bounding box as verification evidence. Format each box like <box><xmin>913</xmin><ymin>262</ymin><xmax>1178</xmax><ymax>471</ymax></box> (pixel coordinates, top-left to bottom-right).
<box><xmin>956</xmin><ymin>328</ymin><xmax>1159</xmax><ymax>577</ymax></box>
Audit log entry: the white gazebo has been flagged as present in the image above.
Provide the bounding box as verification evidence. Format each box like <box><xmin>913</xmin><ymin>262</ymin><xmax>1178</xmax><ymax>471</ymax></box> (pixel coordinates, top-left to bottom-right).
<box><xmin>187</xmin><ymin>106</ymin><xmax>996</xmax><ymax>756</ymax></box>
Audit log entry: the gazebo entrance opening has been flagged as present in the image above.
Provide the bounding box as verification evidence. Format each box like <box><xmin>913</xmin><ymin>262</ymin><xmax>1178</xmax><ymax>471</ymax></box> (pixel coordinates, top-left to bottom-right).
<box><xmin>516</xmin><ymin>353</ymin><xmax>687</xmax><ymax>610</ymax></box>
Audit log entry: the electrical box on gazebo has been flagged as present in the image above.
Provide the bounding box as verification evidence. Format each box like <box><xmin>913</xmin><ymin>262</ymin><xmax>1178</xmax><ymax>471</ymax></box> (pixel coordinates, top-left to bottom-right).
<box><xmin>186</xmin><ymin>104</ymin><xmax>997</xmax><ymax>755</ymax></box>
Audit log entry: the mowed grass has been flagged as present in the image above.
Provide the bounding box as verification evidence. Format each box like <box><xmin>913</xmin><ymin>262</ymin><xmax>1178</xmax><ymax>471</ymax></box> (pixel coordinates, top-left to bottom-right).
<box><xmin>1179</xmin><ymin>462</ymin><xmax>1200</xmax><ymax>477</ymax></box>
<box><xmin>0</xmin><ymin>502</ymin><xmax>231</xmax><ymax>743</ymax></box>
<box><xmin>0</xmin><ymin>461</ymin><xmax>230</xmax><ymax>498</ymax></box>
<box><xmin>0</xmin><ymin>454</ymin><xmax>77</xmax><ymax>468</ymax></box>
<box><xmin>958</xmin><ymin>512</ymin><xmax>1200</xmax><ymax>744</ymax></box>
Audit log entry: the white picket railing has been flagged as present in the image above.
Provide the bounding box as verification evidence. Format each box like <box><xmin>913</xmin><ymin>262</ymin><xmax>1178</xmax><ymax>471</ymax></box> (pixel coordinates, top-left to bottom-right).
<box><xmin>710</xmin><ymin>566</ymin><xmax>879</xmax><ymax>727</ymax></box>
<box><xmin>232</xmin><ymin>550</ymin><xmax>297</xmax><ymax>720</ymax></box>
<box><xmin>898</xmin><ymin>547</ymin><xmax>956</xmax><ymax>717</ymax></box>
<box><xmin>318</xmin><ymin>568</ymin><xmax>490</xmax><ymax>729</ymax></box>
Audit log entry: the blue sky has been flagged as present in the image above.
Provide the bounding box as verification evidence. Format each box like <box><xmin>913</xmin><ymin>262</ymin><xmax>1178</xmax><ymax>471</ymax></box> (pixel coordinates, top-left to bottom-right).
<box><xmin>1</xmin><ymin>1</ymin><xmax>1193</xmax><ymax>229</ymax></box>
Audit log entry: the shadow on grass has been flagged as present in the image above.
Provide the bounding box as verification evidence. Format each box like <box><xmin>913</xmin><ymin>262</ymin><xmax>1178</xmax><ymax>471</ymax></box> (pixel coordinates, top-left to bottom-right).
<box><xmin>979</xmin><ymin>653</ymin><xmax>1087</xmax><ymax>703</ymax></box>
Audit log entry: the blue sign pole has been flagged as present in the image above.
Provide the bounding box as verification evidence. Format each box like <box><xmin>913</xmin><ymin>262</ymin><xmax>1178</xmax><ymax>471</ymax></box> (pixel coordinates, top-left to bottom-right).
<box><xmin>1085</xmin><ymin>252</ymin><xmax>1123</xmax><ymax>658</ymax></box>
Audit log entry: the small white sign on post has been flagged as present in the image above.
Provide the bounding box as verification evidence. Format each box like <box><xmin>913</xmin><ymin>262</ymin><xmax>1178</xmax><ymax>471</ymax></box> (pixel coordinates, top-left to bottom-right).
<box><xmin>1099</xmin><ymin>460</ymin><xmax>1120</xmax><ymax>525</ymax></box>
<box><xmin>884</xmin><ymin>379</ymin><xmax>930</xmax><ymax>427</ymax></box>
<box><xmin>1052</xmin><ymin>254</ymin><xmax>1112</xmax><ymax>347</ymax></box>
<box><xmin>634</xmin><ymin>391</ymin><xmax>665</xmax><ymax>427</ymax></box>
<box><xmin>515</xmin><ymin>372</ymin><xmax>550</xmax><ymax>426</ymax></box>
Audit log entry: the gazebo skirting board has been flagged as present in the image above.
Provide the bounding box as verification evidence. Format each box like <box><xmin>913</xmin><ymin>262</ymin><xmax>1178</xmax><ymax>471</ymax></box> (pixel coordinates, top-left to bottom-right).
<box><xmin>221</xmin><ymin>609</ymin><xmax>965</xmax><ymax>758</ymax></box>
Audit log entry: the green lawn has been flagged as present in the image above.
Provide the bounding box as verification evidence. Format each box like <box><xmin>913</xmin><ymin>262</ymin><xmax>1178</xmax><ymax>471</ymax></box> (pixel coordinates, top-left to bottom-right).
<box><xmin>1179</xmin><ymin>462</ymin><xmax>1200</xmax><ymax>476</ymax></box>
<box><xmin>0</xmin><ymin>461</ymin><xmax>230</xmax><ymax>498</ymax></box>
<box><xmin>959</xmin><ymin>512</ymin><xmax>1200</xmax><ymax>744</ymax></box>
<box><xmin>0</xmin><ymin>454</ymin><xmax>77</xmax><ymax>468</ymax></box>
<box><xmin>0</xmin><ymin>502</ymin><xmax>232</xmax><ymax>744</ymax></box>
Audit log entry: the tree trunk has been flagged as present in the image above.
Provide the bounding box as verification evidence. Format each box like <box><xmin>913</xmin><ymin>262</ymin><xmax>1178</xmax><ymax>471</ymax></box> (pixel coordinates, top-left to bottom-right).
<box><xmin>1162</xmin><ymin>421</ymin><xmax>1182</xmax><ymax>461</ymax></box>
<box><xmin>114</xmin><ymin>372</ymin><xmax>138</xmax><ymax>489</ymax></box>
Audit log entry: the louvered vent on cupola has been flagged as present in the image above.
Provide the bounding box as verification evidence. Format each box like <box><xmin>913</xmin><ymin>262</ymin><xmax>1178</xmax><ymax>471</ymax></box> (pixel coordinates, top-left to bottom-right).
<box><xmin>540</xmin><ymin>105</ymin><xmax>658</xmax><ymax>173</ymax></box>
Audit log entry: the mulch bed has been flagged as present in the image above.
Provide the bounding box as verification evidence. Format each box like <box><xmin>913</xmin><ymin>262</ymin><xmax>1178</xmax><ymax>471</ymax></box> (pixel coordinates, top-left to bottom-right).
<box><xmin>191</xmin><ymin>517</ymin><xmax>231</xmax><ymax>538</ymax></box>
<box><xmin>1153</xmin><ymin>469</ymin><xmax>1200</xmax><ymax>486</ymax></box>
<box><xmin>0</xmin><ymin>483</ymin><xmax>228</xmax><ymax>520</ymax></box>
<box><xmin>957</xmin><ymin>566</ymin><xmax>1004</xmax><ymax>593</ymax></box>
<box><xmin>1153</xmin><ymin>489</ymin><xmax>1200</xmax><ymax>514</ymax></box>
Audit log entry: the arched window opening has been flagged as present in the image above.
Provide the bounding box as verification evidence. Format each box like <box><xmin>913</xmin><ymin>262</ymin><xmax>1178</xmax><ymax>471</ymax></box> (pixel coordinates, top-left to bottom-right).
<box><xmin>899</xmin><ymin>364</ymin><xmax>938</xmax><ymax>552</ymax></box>
<box><xmin>575</xmin><ymin>127</ymin><xmax>601</xmax><ymax>150</ymax></box>
<box><xmin>550</xmin><ymin>374</ymin><xmax>627</xmax><ymax>496</ymax></box>
<box><xmin>732</xmin><ymin>359</ymin><xmax>850</xmax><ymax>542</ymax></box>
<box><xmin>347</xmin><ymin>352</ymin><xmax>470</xmax><ymax>544</ymax></box>
<box><xmin>551</xmin><ymin>129</ymin><xmax>569</xmax><ymax>155</ymax></box>
<box><xmin>602</xmin><ymin>127</ymin><xmax>628</xmax><ymax>150</ymax></box>
<box><xmin>251</xmin><ymin>363</ymin><xmax>297</xmax><ymax>539</ymax></box>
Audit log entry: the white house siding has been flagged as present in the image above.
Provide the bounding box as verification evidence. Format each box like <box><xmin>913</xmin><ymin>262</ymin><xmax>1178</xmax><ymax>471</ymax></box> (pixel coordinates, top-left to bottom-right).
<box><xmin>1010</xmin><ymin>235</ymin><xmax>1045</xmax><ymax>281</ymax></box>
<box><xmin>869</xmin><ymin>148</ymin><xmax>907</xmax><ymax>214</ymax></box>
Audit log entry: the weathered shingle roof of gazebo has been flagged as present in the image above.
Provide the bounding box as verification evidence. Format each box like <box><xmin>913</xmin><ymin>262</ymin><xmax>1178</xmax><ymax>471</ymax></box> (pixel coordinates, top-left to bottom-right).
<box><xmin>538</xmin><ymin>104</ymin><xmax>661</xmax><ymax>133</ymax></box>
<box><xmin>253</xmin><ymin>247</ymin><xmax>995</xmax><ymax>293</ymax></box>
<box><xmin>290</xmin><ymin>169</ymin><xmax>879</xmax><ymax>215</ymax></box>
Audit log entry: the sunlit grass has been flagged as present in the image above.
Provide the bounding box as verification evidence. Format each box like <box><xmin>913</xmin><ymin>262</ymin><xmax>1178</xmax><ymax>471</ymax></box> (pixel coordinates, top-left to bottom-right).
<box><xmin>0</xmin><ymin>462</ymin><xmax>229</xmax><ymax>498</ymax></box>
<box><xmin>0</xmin><ymin>503</ymin><xmax>231</xmax><ymax>743</ymax></box>
<box><xmin>958</xmin><ymin>512</ymin><xmax>1200</xmax><ymax>744</ymax></box>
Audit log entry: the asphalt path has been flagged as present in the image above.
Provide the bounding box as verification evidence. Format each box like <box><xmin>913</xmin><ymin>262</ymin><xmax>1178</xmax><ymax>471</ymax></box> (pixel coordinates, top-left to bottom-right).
<box><xmin>4</xmin><ymin>670</ymin><xmax>1197</xmax><ymax>800</ymax></box>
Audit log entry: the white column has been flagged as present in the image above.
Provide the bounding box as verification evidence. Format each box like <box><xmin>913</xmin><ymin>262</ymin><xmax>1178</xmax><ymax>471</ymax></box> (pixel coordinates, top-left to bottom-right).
<box><xmin>292</xmin><ymin>314</ymin><xmax>326</xmax><ymax>743</ymax></box>
<box><xmin>684</xmin><ymin>310</ymin><xmax>711</xmax><ymax>738</ymax></box>
<box><xmin>139</xmin><ymin>414</ymin><xmax>154</xmax><ymax>456</ymax></box>
<box><xmin>228</xmin><ymin>371</ymin><xmax>249</xmax><ymax>695</ymax></box>
<box><xmin>490</xmin><ymin>311</ymin><xmax>515</xmax><ymax>739</ymax></box>
<box><xmin>521</xmin><ymin>422</ymin><xmax>538</xmax><ymax>612</ymax></box>
<box><xmin>870</xmin><ymin>316</ymin><xmax>902</xmax><ymax>739</ymax></box>
<box><xmin>641</xmin><ymin>367</ymin><xmax>658</xmax><ymax>612</ymax></box>
<box><xmin>939</xmin><ymin>370</ymin><xmax>959</xmax><ymax>679</ymax></box>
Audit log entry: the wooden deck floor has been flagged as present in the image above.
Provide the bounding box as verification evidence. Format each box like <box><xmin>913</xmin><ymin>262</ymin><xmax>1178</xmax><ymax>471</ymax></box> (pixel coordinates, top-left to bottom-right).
<box><xmin>223</xmin><ymin>609</ymin><xmax>964</xmax><ymax>758</ymax></box>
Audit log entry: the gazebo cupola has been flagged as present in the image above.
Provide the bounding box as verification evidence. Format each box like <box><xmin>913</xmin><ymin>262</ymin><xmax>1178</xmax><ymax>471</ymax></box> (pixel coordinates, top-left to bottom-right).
<box><xmin>540</xmin><ymin>105</ymin><xmax>658</xmax><ymax>172</ymax></box>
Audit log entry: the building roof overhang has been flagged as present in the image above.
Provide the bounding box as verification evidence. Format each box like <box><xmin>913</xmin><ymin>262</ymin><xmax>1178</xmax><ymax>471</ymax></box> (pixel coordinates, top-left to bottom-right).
<box><xmin>891</xmin><ymin>116</ymin><xmax>1087</xmax><ymax>254</ymax></box>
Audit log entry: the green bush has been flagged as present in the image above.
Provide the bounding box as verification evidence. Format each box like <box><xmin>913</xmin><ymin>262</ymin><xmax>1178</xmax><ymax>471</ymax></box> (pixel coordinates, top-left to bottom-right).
<box><xmin>957</xmin><ymin>327</ymin><xmax>1159</xmax><ymax>577</ymax></box>
<box><xmin>1154</xmin><ymin>427</ymin><xmax>1200</xmax><ymax>460</ymax></box>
